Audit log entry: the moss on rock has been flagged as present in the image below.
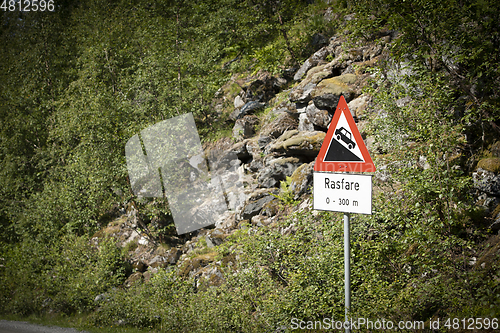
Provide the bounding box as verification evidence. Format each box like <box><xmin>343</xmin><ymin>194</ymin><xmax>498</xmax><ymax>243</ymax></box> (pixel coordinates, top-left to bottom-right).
<box><xmin>260</xmin><ymin>113</ymin><xmax>298</xmax><ymax>139</ymax></box>
<box><xmin>271</xmin><ymin>131</ymin><xmax>325</xmax><ymax>156</ymax></box>
<box><xmin>262</xmin><ymin>199</ymin><xmax>280</xmax><ymax>216</ymax></box>
<box><xmin>477</xmin><ymin>157</ymin><xmax>500</xmax><ymax>173</ymax></box>
<box><xmin>270</xmin><ymin>156</ymin><xmax>301</xmax><ymax>166</ymax></box>
<box><xmin>178</xmin><ymin>251</ymin><xmax>218</xmax><ymax>278</ymax></box>
<box><xmin>289</xmin><ymin>162</ymin><xmax>314</xmax><ymax>199</ymax></box>
<box><xmin>312</xmin><ymin>74</ymin><xmax>358</xmax><ymax>97</ymax></box>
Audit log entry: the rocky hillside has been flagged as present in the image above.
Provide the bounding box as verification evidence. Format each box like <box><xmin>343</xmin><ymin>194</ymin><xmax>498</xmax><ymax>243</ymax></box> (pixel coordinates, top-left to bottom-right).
<box><xmin>98</xmin><ymin>34</ymin><xmax>384</xmax><ymax>286</ymax></box>
<box><xmin>98</xmin><ymin>32</ymin><xmax>500</xmax><ymax>296</ymax></box>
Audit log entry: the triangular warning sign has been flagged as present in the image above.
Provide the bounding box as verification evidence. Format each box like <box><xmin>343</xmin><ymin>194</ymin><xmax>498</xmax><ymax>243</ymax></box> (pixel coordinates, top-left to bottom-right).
<box><xmin>314</xmin><ymin>95</ymin><xmax>376</xmax><ymax>173</ymax></box>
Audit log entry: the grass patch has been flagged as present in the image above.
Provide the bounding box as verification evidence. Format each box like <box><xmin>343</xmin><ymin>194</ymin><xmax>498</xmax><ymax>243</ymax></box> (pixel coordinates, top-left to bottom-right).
<box><xmin>122</xmin><ymin>239</ymin><xmax>139</xmax><ymax>254</ymax></box>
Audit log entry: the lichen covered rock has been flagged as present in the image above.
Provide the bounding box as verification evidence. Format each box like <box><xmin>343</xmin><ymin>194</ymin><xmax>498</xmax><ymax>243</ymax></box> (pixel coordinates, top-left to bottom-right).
<box><xmin>473</xmin><ymin>168</ymin><xmax>500</xmax><ymax>196</ymax></box>
<box><xmin>257</xmin><ymin>157</ymin><xmax>303</xmax><ymax>188</ymax></box>
<box><xmin>306</xmin><ymin>103</ymin><xmax>331</xmax><ymax>129</ymax></box>
<box><xmin>270</xmin><ymin>131</ymin><xmax>326</xmax><ymax>157</ymax></box>
<box><xmin>260</xmin><ymin>112</ymin><xmax>298</xmax><ymax>139</ymax></box>
<box><xmin>232</xmin><ymin>115</ymin><xmax>259</xmax><ymax>141</ymax></box>
<box><xmin>477</xmin><ymin>157</ymin><xmax>500</xmax><ymax>173</ymax></box>
<box><xmin>311</xmin><ymin>74</ymin><xmax>358</xmax><ymax>111</ymax></box>
<box><xmin>289</xmin><ymin>162</ymin><xmax>314</xmax><ymax>199</ymax></box>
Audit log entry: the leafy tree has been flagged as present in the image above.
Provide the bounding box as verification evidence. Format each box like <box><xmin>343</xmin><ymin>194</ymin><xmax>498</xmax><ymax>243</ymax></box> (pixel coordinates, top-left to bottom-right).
<box><xmin>0</xmin><ymin>2</ymin><xmax>79</xmax><ymax>242</ymax></box>
<box><xmin>348</xmin><ymin>0</ymin><xmax>500</xmax><ymax>146</ymax></box>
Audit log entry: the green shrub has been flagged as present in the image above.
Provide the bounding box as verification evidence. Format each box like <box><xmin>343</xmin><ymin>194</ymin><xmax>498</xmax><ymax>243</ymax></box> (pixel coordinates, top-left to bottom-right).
<box><xmin>272</xmin><ymin>176</ymin><xmax>298</xmax><ymax>206</ymax></box>
<box><xmin>0</xmin><ymin>235</ymin><xmax>125</xmax><ymax>315</ymax></box>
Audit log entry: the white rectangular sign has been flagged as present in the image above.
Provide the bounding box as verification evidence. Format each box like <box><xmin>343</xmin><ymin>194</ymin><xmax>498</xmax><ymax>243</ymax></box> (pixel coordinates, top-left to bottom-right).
<box><xmin>313</xmin><ymin>172</ymin><xmax>372</xmax><ymax>214</ymax></box>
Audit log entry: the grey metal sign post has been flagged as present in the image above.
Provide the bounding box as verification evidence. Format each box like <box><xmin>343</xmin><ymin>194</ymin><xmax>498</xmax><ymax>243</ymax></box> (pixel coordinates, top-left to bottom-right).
<box><xmin>313</xmin><ymin>173</ymin><xmax>372</xmax><ymax>332</ymax></box>
<box><xmin>344</xmin><ymin>213</ymin><xmax>351</xmax><ymax>333</ymax></box>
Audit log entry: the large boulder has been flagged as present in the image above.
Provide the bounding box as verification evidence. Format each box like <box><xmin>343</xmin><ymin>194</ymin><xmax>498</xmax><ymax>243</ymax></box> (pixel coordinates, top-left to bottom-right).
<box><xmin>234</xmin><ymin>95</ymin><xmax>245</xmax><ymax>109</ymax></box>
<box><xmin>298</xmin><ymin>113</ymin><xmax>315</xmax><ymax>132</ymax></box>
<box><xmin>243</xmin><ymin>72</ymin><xmax>286</xmax><ymax>102</ymax></box>
<box><xmin>232</xmin><ymin>115</ymin><xmax>259</xmax><ymax>141</ymax></box>
<box><xmin>306</xmin><ymin>64</ymin><xmax>336</xmax><ymax>84</ymax></box>
<box><xmin>473</xmin><ymin>168</ymin><xmax>500</xmax><ymax>197</ymax></box>
<box><xmin>311</xmin><ymin>74</ymin><xmax>358</xmax><ymax>111</ymax></box>
<box><xmin>348</xmin><ymin>94</ymin><xmax>371</xmax><ymax>118</ymax></box>
<box><xmin>257</xmin><ymin>157</ymin><xmax>303</xmax><ymax>188</ymax></box>
<box><xmin>260</xmin><ymin>112</ymin><xmax>298</xmax><ymax>139</ymax></box>
<box><xmin>306</xmin><ymin>103</ymin><xmax>331</xmax><ymax>129</ymax></box>
<box><xmin>289</xmin><ymin>63</ymin><xmax>339</xmax><ymax>104</ymax></box>
<box><xmin>477</xmin><ymin>158</ymin><xmax>500</xmax><ymax>173</ymax></box>
<box><xmin>230</xmin><ymin>101</ymin><xmax>266</xmax><ymax>120</ymax></box>
<box><xmin>241</xmin><ymin>189</ymin><xmax>278</xmax><ymax>220</ymax></box>
<box><xmin>289</xmin><ymin>82</ymin><xmax>317</xmax><ymax>104</ymax></box>
<box><xmin>289</xmin><ymin>162</ymin><xmax>314</xmax><ymax>199</ymax></box>
<box><xmin>294</xmin><ymin>46</ymin><xmax>331</xmax><ymax>81</ymax></box>
<box><xmin>270</xmin><ymin>130</ymin><xmax>326</xmax><ymax>157</ymax></box>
